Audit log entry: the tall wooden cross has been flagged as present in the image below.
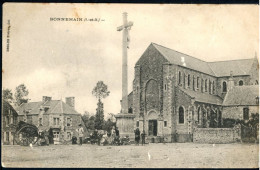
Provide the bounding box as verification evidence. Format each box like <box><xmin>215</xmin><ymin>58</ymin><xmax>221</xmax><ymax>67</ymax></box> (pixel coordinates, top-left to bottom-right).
<box><xmin>117</xmin><ymin>12</ymin><xmax>133</xmax><ymax>114</ymax></box>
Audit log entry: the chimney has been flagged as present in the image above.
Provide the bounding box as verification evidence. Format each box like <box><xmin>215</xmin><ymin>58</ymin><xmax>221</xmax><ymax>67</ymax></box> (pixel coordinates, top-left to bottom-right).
<box><xmin>66</xmin><ymin>97</ymin><xmax>75</xmax><ymax>109</ymax></box>
<box><xmin>42</xmin><ymin>96</ymin><xmax>52</xmax><ymax>103</ymax></box>
<box><xmin>228</xmin><ymin>71</ymin><xmax>235</xmax><ymax>91</ymax></box>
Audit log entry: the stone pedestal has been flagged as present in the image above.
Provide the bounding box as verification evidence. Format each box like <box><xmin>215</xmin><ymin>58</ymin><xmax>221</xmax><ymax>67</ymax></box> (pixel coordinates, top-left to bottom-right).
<box><xmin>115</xmin><ymin>114</ymin><xmax>135</xmax><ymax>139</ymax></box>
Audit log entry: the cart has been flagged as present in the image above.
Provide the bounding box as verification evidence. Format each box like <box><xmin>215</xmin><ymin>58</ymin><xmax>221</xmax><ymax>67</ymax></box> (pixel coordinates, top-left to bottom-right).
<box><xmin>14</xmin><ymin>121</ymin><xmax>39</xmax><ymax>146</ymax></box>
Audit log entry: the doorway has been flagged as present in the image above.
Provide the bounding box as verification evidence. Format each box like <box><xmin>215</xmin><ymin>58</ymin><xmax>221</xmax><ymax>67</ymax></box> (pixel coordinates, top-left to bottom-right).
<box><xmin>148</xmin><ymin>120</ymin><xmax>157</xmax><ymax>136</ymax></box>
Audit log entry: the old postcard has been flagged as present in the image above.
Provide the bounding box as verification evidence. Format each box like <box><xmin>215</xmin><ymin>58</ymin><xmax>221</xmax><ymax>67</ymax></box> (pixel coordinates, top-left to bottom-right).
<box><xmin>2</xmin><ymin>3</ymin><xmax>259</xmax><ymax>168</ymax></box>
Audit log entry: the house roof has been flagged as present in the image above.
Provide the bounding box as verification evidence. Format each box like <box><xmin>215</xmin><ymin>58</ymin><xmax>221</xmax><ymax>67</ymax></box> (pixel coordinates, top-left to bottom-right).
<box><xmin>179</xmin><ymin>88</ymin><xmax>223</xmax><ymax>105</ymax></box>
<box><xmin>3</xmin><ymin>100</ymin><xmax>18</xmax><ymax>116</ymax></box>
<box><xmin>150</xmin><ymin>43</ymin><xmax>256</xmax><ymax>77</ymax></box>
<box><xmin>17</xmin><ymin>100</ymin><xmax>79</xmax><ymax>115</ymax></box>
<box><xmin>223</xmin><ymin>85</ymin><xmax>259</xmax><ymax>106</ymax></box>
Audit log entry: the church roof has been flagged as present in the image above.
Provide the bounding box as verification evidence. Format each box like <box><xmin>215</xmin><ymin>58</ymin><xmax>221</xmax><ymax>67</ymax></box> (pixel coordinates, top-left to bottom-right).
<box><xmin>179</xmin><ymin>88</ymin><xmax>223</xmax><ymax>105</ymax></box>
<box><xmin>151</xmin><ymin>43</ymin><xmax>255</xmax><ymax>77</ymax></box>
<box><xmin>17</xmin><ymin>100</ymin><xmax>80</xmax><ymax>115</ymax></box>
<box><xmin>223</xmin><ymin>85</ymin><xmax>259</xmax><ymax>106</ymax></box>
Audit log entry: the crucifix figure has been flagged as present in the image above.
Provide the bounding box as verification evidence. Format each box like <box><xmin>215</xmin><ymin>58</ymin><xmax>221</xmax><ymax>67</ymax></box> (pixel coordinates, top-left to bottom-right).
<box><xmin>117</xmin><ymin>12</ymin><xmax>133</xmax><ymax>114</ymax></box>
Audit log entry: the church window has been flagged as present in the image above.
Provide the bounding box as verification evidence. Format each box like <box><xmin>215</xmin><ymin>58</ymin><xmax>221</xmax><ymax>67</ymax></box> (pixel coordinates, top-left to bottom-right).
<box><xmin>243</xmin><ymin>108</ymin><xmax>249</xmax><ymax>120</ymax></box>
<box><xmin>197</xmin><ymin>107</ymin><xmax>200</xmax><ymax>123</ymax></box>
<box><xmin>178</xmin><ymin>71</ymin><xmax>182</xmax><ymax>85</ymax></box>
<box><xmin>136</xmin><ymin>121</ymin><xmax>139</xmax><ymax>127</ymax></box>
<box><xmin>197</xmin><ymin>77</ymin><xmax>199</xmax><ymax>89</ymax></box>
<box><xmin>201</xmin><ymin>79</ymin><xmax>204</xmax><ymax>92</ymax></box>
<box><xmin>239</xmin><ymin>80</ymin><xmax>244</xmax><ymax>86</ymax></box>
<box><xmin>209</xmin><ymin>80</ymin><xmax>212</xmax><ymax>94</ymax></box>
<box><xmin>183</xmin><ymin>74</ymin><xmax>186</xmax><ymax>87</ymax></box>
<box><xmin>205</xmin><ymin>79</ymin><xmax>208</xmax><ymax>92</ymax></box>
<box><xmin>193</xmin><ymin>76</ymin><xmax>195</xmax><ymax>90</ymax></box>
<box><xmin>164</xmin><ymin>84</ymin><xmax>167</xmax><ymax>91</ymax></box>
<box><xmin>222</xmin><ymin>81</ymin><xmax>227</xmax><ymax>92</ymax></box>
<box><xmin>213</xmin><ymin>81</ymin><xmax>215</xmax><ymax>94</ymax></box>
<box><xmin>188</xmin><ymin>74</ymin><xmax>191</xmax><ymax>87</ymax></box>
<box><xmin>128</xmin><ymin>107</ymin><xmax>133</xmax><ymax>113</ymax></box>
<box><xmin>179</xmin><ymin>106</ymin><xmax>184</xmax><ymax>124</ymax></box>
<box><xmin>164</xmin><ymin>121</ymin><xmax>167</xmax><ymax>127</ymax></box>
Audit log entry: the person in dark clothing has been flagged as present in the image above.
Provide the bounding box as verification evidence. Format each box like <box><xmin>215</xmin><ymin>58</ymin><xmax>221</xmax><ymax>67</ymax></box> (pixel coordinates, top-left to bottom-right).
<box><xmin>135</xmin><ymin>128</ymin><xmax>140</xmax><ymax>145</ymax></box>
<box><xmin>114</xmin><ymin>127</ymin><xmax>120</xmax><ymax>145</ymax></box>
<box><xmin>141</xmin><ymin>130</ymin><xmax>146</xmax><ymax>145</ymax></box>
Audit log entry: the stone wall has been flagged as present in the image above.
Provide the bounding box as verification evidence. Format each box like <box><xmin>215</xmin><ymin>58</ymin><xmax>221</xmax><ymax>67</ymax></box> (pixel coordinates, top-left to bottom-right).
<box><xmin>222</xmin><ymin>106</ymin><xmax>259</xmax><ymax>120</ymax></box>
<box><xmin>193</xmin><ymin>128</ymin><xmax>240</xmax><ymax>143</ymax></box>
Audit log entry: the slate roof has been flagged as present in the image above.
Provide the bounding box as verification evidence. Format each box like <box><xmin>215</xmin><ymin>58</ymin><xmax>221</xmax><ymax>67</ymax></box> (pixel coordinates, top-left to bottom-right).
<box><xmin>17</xmin><ymin>100</ymin><xmax>79</xmax><ymax>115</ymax></box>
<box><xmin>179</xmin><ymin>88</ymin><xmax>223</xmax><ymax>105</ymax></box>
<box><xmin>223</xmin><ymin>85</ymin><xmax>259</xmax><ymax>106</ymax></box>
<box><xmin>150</xmin><ymin>43</ymin><xmax>255</xmax><ymax>77</ymax></box>
<box><xmin>208</xmin><ymin>59</ymin><xmax>255</xmax><ymax>77</ymax></box>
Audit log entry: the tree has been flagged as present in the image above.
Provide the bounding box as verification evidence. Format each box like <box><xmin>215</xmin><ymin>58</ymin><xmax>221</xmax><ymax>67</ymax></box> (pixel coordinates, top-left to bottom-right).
<box><xmin>14</xmin><ymin>84</ymin><xmax>29</xmax><ymax>106</ymax></box>
<box><xmin>81</xmin><ymin>111</ymin><xmax>95</xmax><ymax>130</ymax></box>
<box><xmin>92</xmin><ymin>81</ymin><xmax>110</xmax><ymax>130</ymax></box>
<box><xmin>2</xmin><ymin>88</ymin><xmax>13</xmax><ymax>101</ymax></box>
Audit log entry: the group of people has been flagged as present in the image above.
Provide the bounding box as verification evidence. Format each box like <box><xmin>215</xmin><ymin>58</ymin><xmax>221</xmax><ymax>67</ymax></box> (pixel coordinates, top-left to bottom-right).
<box><xmin>134</xmin><ymin>128</ymin><xmax>146</xmax><ymax>145</ymax></box>
<box><xmin>90</xmin><ymin>126</ymin><xmax>123</xmax><ymax>146</ymax></box>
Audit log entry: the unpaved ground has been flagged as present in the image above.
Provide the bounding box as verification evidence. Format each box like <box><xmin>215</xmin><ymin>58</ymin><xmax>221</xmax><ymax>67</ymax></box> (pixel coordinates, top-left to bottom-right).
<box><xmin>2</xmin><ymin>143</ymin><xmax>259</xmax><ymax>168</ymax></box>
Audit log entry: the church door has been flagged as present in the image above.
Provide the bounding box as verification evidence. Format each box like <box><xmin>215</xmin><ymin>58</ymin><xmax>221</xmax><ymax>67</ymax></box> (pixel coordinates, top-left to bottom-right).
<box><xmin>148</xmin><ymin>120</ymin><xmax>157</xmax><ymax>136</ymax></box>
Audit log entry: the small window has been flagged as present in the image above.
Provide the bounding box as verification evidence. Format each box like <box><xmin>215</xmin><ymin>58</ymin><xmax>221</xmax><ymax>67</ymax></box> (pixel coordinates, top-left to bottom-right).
<box><xmin>255</xmin><ymin>80</ymin><xmax>258</xmax><ymax>85</ymax></box>
<box><xmin>6</xmin><ymin>116</ymin><xmax>10</xmax><ymax>125</ymax></box>
<box><xmin>223</xmin><ymin>81</ymin><xmax>227</xmax><ymax>92</ymax></box>
<box><xmin>164</xmin><ymin>84</ymin><xmax>167</xmax><ymax>91</ymax></box>
<box><xmin>243</xmin><ymin>108</ymin><xmax>249</xmax><ymax>120</ymax></box>
<box><xmin>188</xmin><ymin>74</ymin><xmax>191</xmax><ymax>87</ymax></box>
<box><xmin>39</xmin><ymin>118</ymin><xmax>43</xmax><ymax>126</ymax></box>
<box><xmin>136</xmin><ymin>121</ymin><xmax>139</xmax><ymax>127</ymax></box>
<box><xmin>128</xmin><ymin>107</ymin><xmax>133</xmax><ymax>113</ymax></box>
<box><xmin>209</xmin><ymin>81</ymin><xmax>212</xmax><ymax>94</ymax></box>
<box><xmin>197</xmin><ymin>107</ymin><xmax>200</xmax><ymax>123</ymax></box>
<box><xmin>6</xmin><ymin>132</ymin><xmax>9</xmax><ymax>142</ymax></box>
<box><xmin>67</xmin><ymin>117</ymin><xmax>71</xmax><ymax>126</ymax></box>
<box><xmin>67</xmin><ymin>132</ymin><xmax>72</xmax><ymax>140</ymax></box>
<box><xmin>239</xmin><ymin>80</ymin><xmax>244</xmax><ymax>86</ymax></box>
<box><xmin>164</xmin><ymin>121</ymin><xmax>167</xmax><ymax>127</ymax></box>
<box><xmin>53</xmin><ymin>118</ymin><xmax>60</xmax><ymax>125</ymax></box>
<box><xmin>179</xmin><ymin>106</ymin><xmax>184</xmax><ymax>124</ymax></box>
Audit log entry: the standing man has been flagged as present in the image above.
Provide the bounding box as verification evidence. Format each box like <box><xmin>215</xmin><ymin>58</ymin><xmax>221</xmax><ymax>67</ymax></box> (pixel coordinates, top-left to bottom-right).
<box><xmin>78</xmin><ymin>124</ymin><xmax>84</xmax><ymax>145</ymax></box>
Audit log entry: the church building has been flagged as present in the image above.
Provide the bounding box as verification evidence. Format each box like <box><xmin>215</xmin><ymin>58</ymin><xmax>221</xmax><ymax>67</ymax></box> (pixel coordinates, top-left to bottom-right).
<box><xmin>120</xmin><ymin>42</ymin><xmax>259</xmax><ymax>143</ymax></box>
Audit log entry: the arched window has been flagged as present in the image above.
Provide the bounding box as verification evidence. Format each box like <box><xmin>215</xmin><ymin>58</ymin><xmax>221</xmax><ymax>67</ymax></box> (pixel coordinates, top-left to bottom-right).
<box><xmin>128</xmin><ymin>107</ymin><xmax>133</xmax><ymax>113</ymax></box>
<box><xmin>201</xmin><ymin>79</ymin><xmax>204</xmax><ymax>92</ymax></box>
<box><xmin>243</xmin><ymin>107</ymin><xmax>249</xmax><ymax>120</ymax></box>
<box><xmin>197</xmin><ymin>106</ymin><xmax>200</xmax><ymax>123</ymax></box>
<box><xmin>183</xmin><ymin>73</ymin><xmax>186</xmax><ymax>87</ymax></box>
<box><xmin>164</xmin><ymin>84</ymin><xmax>167</xmax><ymax>91</ymax></box>
<box><xmin>212</xmin><ymin>81</ymin><xmax>215</xmax><ymax>94</ymax></box>
<box><xmin>239</xmin><ymin>80</ymin><xmax>244</xmax><ymax>86</ymax></box>
<box><xmin>179</xmin><ymin>106</ymin><xmax>184</xmax><ymax>124</ymax></box>
<box><xmin>223</xmin><ymin>81</ymin><xmax>227</xmax><ymax>92</ymax></box>
<box><xmin>205</xmin><ymin>79</ymin><xmax>208</xmax><ymax>92</ymax></box>
<box><xmin>188</xmin><ymin>74</ymin><xmax>191</xmax><ymax>87</ymax></box>
<box><xmin>178</xmin><ymin>71</ymin><xmax>181</xmax><ymax>85</ymax></box>
<box><xmin>193</xmin><ymin>76</ymin><xmax>195</xmax><ymax>90</ymax></box>
<box><xmin>209</xmin><ymin>80</ymin><xmax>212</xmax><ymax>94</ymax></box>
<box><xmin>197</xmin><ymin>77</ymin><xmax>199</xmax><ymax>89</ymax></box>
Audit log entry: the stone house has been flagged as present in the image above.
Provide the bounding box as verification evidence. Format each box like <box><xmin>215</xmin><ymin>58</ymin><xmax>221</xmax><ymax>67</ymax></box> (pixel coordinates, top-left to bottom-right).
<box><xmin>16</xmin><ymin>96</ymin><xmax>86</xmax><ymax>144</ymax></box>
<box><xmin>2</xmin><ymin>100</ymin><xmax>18</xmax><ymax>145</ymax></box>
<box><xmin>121</xmin><ymin>43</ymin><xmax>259</xmax><ymax>142</ymax></box>
<box><xmin>222</xmin><ymin>85</ymin><xmax>259</xmax><ymax>120</ymax></box>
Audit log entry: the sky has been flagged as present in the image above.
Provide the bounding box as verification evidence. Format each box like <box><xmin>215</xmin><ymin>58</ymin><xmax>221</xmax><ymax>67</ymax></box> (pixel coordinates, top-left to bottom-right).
<box><xmin>2</xmin><ymin>4</ymin><xmax>259</xmax><ymax>118</ymax></box>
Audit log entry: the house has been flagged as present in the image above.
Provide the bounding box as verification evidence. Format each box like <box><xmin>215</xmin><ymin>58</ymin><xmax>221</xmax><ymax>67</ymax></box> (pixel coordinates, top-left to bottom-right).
<box><xmin>222</xmin><ymin>85</ymin><xmax>259</xmax><ymax>120</ymax></box>
<box><xmin>16</xmin><ymin>96</ymin><xmax>86</xmax><ymax>144</ymax></box>
<box><xmin>117</xmin><ymin>43</ymin><xmax>259</xmax><ymax>142</ymax></box>
<box><xmin>2</xmin><ymin>100</ymin><xmax>18</xmax><ymax>145</ymax></box>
